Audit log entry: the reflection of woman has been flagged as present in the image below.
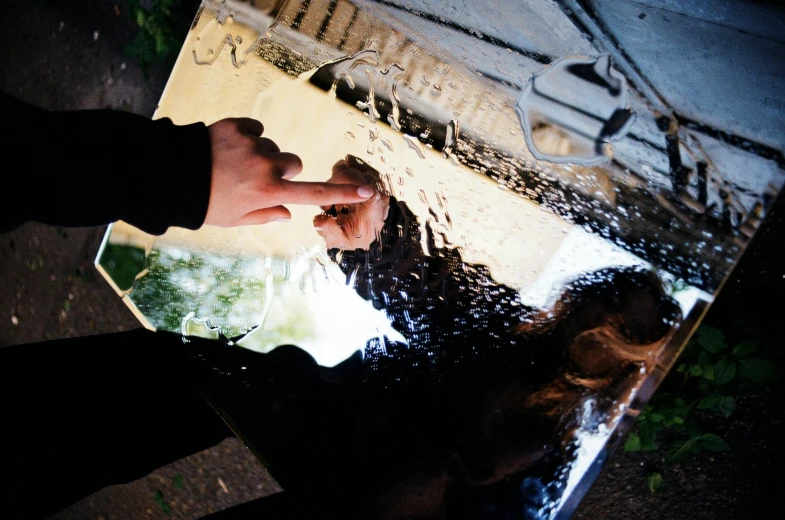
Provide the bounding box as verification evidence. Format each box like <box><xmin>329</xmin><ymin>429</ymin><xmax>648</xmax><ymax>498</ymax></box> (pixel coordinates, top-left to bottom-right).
<box><xmin>304</xmin><ymin>156</ymin><xmax>682</xmax><ymax>518</ymax></box>
<box><xmin>314</xmin><ymin>157</ymin><xmax>533</xmax><ymax>378</ymax></box>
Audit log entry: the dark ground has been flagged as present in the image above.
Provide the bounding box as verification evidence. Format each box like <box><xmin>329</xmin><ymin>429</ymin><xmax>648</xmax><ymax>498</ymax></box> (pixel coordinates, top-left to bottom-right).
<box><xmin>0</xmin><ymin>1</ymin><xmax>783</xmax><ymax>519</ymax></box>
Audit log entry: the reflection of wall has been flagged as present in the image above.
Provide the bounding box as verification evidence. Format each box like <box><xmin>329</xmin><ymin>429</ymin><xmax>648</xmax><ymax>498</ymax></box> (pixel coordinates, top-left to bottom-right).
<box><xmin>154</xmin><ymin>6</ymin><xmax>571</xmax><ymax>293</ymax></box>
<box><xmin>260</xmin><ymin>0</ymin><xmax>784</xmax><ymax>292</ymax></box>
<box><xmin>272</xmin><ymin>0</ymin><xmax>517</xmax><ymax>140</ymax></box>
<box><xmin>149</xmin><ymin>0</ymin><xmax>778</xmax><ymax>296</ymax></box>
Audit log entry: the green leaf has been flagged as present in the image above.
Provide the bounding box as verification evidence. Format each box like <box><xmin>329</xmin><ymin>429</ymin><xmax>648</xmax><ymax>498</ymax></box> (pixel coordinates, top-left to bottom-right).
<box><xmin>732</xmin><ymin>340</ymin><xmax>758</xmax><ymax>358</ymax></box>
<box><xmin>697</xmin><ymin>394</ymin><xmax>720</xmax><ymax>411</ymax></box>
<box><xmin>713</xmin><ymin>357</ymin><xmax>737</xmax><ymax>385</ymax></box>
<box><xmin>155</xmin><ymin>33</ymin><xmax>168</xmax><ymax>55</ymax></box>
<box><xmin>639</xmin><ymin>420</ymin><xmax>658</xmax><ymax>451</ymax></box>
<box><xmin>153</xmin><ymin>489</ymin><xmax>171</xmax><ymax>514</ymax></box>
<box><xmin>698</xmin><ymin>433</ymin><xmax>730</xmax><ymax>452</ymax></box>
<box><xmin>173</xmin><ymin>474</ymin><xmax>184</xmax><ymax>489</ymax></box>
<box><xmin>624</xmin><ymin>433</ymin><xmax>642</xmax><ymax>452</ymax></box>
<box><xmin>676</xmin><ymin>363</ymin><xmax>688</xmax><ymax>373</ymax></box>
<box><xmin>718</xmin><ymin>396</ymin><xmax>735</xmax><ymax>417</ymax></box>
<box><xmin>666</xmin><ymin>438</ymin><xmax>699</xmax><ymax>464</ymax></box>
<box><xmin>135</xmin><ymin>8</ymin><xmax>148</xmax><ymax>28</ymax></box>
<box><xmin>739</xmin><ymin>358</ymin><xmax>780</xmax><ymax>383</ymax></box>
<box><xmin>648</xmin><ymin>412</ymin><xmax>664</xmax><ymax>423</ymax></box>
<box><xmin>689</xmin><ymin>364</ymin><xmax>703</xmax><ymax>377</ymax></box>
<box><xmin>696</xmin><ymin>325</ymin><xmax>726</xmax><ymax>353</ymax></box>
<box><xmin>641</xmin><ymin>439</ymin><xmax>659</xmax><ymax>451</ymax></box>
<box><xmin>647</xmin><ymin>472</ymin><xmax>664</xmax><ymax>494</ymax></box>
<box><xmin>686</xmin><ymin>417</ymin><xmax>702</xmax><ymax>438</ymax></box>
<box><xmin>698</xmin><ymin>351</ymin><xmax>714</xmax><ymax>369</ymax></box>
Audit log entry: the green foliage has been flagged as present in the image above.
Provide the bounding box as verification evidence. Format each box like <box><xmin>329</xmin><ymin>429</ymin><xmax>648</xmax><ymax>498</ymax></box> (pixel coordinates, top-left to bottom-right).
<box><xmin>28</xmin><ymin>256</ymin><xmax>45</xmax><ymax>271</ymax></box>
<box><xmin>98</xmin><ymin>243</ymin><xmax>148</xmax><ymax>292</ymax></box>
<box><xmin>624</xmin><ymin>324</ymin><xmax>779</xmax><ymax>467</ymax></box>
<box><xmin>647</xmin><ymin>472</ymin><xmax>664</xmax><ymax>494</ymax></box>
<box><xmin>124</xmin><ymin>0</ymin><xmax>200</xmax><ymax>71</ymax></box>
<box><xmin>153</xmin><ymin>489</ymin><xmax>171</xmax><ymax>514</ymax></box>
<box><xmin>623</xmin><ymin>324</ymin><xmax>779</xmax><ymax>493</ymax></box>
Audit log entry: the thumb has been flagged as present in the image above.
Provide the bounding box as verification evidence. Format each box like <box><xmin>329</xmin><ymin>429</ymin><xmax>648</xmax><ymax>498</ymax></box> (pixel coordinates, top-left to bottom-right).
<box><xmin>230</xmin><ymin>206</ymin><xmax>292</xmax><ymax>226</ymax></box>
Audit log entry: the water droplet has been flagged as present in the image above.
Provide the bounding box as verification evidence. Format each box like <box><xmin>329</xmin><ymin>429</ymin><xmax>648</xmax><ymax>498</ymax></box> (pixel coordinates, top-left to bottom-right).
<box><xmin>403</xmin><ymin>134</ymin><xmax>426</xmax><ymax>159</ymax></box>
<box><xmin>356</xmin><ymin>68</ymin><xmax>380</xmax><ymax>123</ymax></box>
<box><xmin>442</xmin><ymin>119</ymin><xmax>459</xmax><ymax>159</ymax></box>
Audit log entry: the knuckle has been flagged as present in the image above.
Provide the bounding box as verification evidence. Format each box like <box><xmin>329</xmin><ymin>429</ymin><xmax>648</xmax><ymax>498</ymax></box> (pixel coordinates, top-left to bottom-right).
<box><xmin>311</xmin><ymin>184</ymin><xmax>328</xmax><ymax>198</ymax></box>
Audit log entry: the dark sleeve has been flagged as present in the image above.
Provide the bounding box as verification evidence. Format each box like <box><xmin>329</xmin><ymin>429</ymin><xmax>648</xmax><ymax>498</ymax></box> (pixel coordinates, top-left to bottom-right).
<box><xmin>0</xmin><ymin>91</ymin><xmax>212</xmax><ymax>236</ymax></box>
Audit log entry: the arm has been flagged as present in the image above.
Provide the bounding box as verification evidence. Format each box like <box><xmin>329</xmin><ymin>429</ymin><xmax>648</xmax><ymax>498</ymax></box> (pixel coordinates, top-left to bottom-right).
<box><xmin>0</xmin><ymin>92</ymin><xmax>375</xmax><ymax>235</ymax></box>
<box><xmin>0</xmin><ymin>91</ymin><xmax>210</xmax><ymax>235</ymax></box>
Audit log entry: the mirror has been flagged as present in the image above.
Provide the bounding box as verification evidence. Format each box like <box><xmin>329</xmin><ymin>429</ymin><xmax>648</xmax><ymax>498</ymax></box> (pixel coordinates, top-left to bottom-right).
<box><xmin>95</xmin><ymin>1</ymin><xmax>784</xmax><ymax>518</ymax></box>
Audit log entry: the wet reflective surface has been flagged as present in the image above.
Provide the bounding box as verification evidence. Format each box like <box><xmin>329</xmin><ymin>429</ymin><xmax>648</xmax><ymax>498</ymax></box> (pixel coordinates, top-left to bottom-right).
<box><xmin>95</xmin><ymin>1</ymin><xmax>784</xmax><ymax>518</ymax></box>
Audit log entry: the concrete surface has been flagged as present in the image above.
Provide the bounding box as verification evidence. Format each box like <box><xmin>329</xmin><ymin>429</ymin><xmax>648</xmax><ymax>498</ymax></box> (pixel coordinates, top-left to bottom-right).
<box><xmin>0</xmin><ymin>1</ymin><xmax>280</xmax><ymax>518</ymax></box>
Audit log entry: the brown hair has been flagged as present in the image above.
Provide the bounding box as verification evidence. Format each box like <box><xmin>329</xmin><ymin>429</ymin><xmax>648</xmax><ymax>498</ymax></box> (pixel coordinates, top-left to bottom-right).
<box><xmin>516</xmin><ymin>267</ymin><xmax>682</xmax><ymax>417</ymax></box>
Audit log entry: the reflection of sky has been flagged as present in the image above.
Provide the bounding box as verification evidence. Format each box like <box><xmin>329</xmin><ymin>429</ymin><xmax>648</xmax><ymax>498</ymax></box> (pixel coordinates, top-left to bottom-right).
<box><xmin>134</xmin><ymin>245</ymin><xmax>406</xmax><ymax>368</ymax></box>
<box><xmin>551</xmin><ymin>398</ymin><xmax>616</xmax><ymax>519</ymax></box>
<box><xmin>237</xmin><ymin>256</ymin><xmax>407</xmax><ymax>367</ymax></box>
<box><xmin>520</xmin><ymin>226</ymin><xmax>712</xmax><ymax>316</ymax></box>
<box><xmin>133</xmin><ymin>223</ymin><xmax>710</xmax><ymax>370</ymax></box>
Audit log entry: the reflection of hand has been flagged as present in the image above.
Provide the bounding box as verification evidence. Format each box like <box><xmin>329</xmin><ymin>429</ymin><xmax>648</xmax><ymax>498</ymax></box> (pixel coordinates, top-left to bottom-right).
<box><xmin>313</xmin><ymin>156</ymin><xmax>390</xmax><ymax>250</ymax></box>
<box><xmin>204</xmin><ymin>119</ymin><xmax>376</xmax><ymax>227</ymax></box>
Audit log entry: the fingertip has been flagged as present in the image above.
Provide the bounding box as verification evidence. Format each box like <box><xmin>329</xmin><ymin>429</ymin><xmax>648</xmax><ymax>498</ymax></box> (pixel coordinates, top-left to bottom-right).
<box><xmin>277</xmin><ymin>207</ymin><xmax>292</xmax><ymax>222</ymax></box>
<box><xmin>357</xmin><ymin>185</ymin><xmax>375</xmax><ymax>199</ymax></box>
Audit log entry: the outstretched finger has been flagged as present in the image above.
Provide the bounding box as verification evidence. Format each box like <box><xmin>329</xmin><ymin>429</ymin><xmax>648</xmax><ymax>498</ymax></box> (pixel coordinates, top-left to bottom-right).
<box><xmin>231</xmin><ymin>206</ymin><xmax>292</xmax><ymax>227</ymax></box>
<box><xmin>278</xmin><ymin>180</ymin><xmax>375</xmax><ymax>207</ymax></box>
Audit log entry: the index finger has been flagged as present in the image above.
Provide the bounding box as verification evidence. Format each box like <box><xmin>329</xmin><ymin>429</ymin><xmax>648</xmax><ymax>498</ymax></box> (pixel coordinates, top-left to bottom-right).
<box><xmin>277</xmin><ymin>180</ymin><xmax>375</xmax><ymax>206</ymax></box>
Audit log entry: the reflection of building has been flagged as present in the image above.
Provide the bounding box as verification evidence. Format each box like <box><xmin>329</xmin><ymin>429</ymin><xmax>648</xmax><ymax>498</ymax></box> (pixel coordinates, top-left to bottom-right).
<box><xmin>259</xmin><ymin>0</ymin><xmax>783</xmax><ymax>291</ymax></box>
<box><xmin>269</xmin><ymin>0</ymin><xmax>515</xmax><ymax>140</ymax></box>
<box><xmin>188</xmin><ymin>0</ymin><xmax>784</xmax><ymax>291</ymax></box>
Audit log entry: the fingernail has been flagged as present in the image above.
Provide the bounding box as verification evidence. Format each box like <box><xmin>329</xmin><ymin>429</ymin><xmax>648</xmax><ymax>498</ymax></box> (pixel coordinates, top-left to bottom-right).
<box><xmin>357</xmin><ymin>186</ymin><xmax>374</xmax><ymax>198</ymax></box>
<box><xmin>276</xmin><ymin>216</ymin><xmax>291</xmax><ymax>222</ymax></box>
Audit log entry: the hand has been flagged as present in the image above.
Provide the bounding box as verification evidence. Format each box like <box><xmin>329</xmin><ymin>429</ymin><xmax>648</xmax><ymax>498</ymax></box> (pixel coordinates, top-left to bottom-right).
<box><xmin>204</xmin><ymin>118</ymin><xmax>376</xmax><ymax>227</ymax></box>
<box><xmin>313</xmin><ymin>156</ymin><xmax>390</xmax><ymax>250</ymax></box>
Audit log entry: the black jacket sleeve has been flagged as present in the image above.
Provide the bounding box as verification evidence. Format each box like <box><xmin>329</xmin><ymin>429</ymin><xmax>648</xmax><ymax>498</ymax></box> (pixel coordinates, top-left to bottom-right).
<box><xmin>0</xmin><ymin>91</ymin><xmax>212</xmax><ymax>236</ymax></box>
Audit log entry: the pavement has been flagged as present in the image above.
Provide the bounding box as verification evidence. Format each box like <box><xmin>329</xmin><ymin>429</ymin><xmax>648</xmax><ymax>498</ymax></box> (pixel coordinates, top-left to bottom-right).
<box><xmin>0</xmin><ymin>1</ymin><xmax>280</xmax><ymax>518</ymax></box>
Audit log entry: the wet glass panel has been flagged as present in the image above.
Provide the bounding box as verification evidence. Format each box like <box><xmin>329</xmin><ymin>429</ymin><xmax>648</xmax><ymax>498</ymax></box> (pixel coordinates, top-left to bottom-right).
<box><xmin>95</xmin><ymin>1</ymin><xmax>784</xmax><ymax>518</ymax></box>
